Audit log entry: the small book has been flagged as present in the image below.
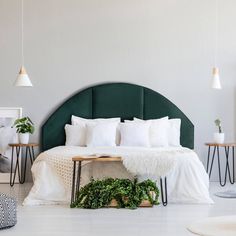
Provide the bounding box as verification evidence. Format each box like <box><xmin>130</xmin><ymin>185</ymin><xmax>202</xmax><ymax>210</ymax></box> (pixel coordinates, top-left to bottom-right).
<box><xmin>95</xmin><ymin>154</ymin><xmax>111</xmax><ymax>158</ymax></box>
<box><xmin>86</xmin><ymin>154</ymin><xmax>111</xmax><ymax>158</ymax></box>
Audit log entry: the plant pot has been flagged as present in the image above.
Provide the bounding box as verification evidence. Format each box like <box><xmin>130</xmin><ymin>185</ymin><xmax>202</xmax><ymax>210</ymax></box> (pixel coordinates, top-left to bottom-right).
<box><xmin>19</xmin><ymin>133</ymin><xmax>30</xmax><ymax>144</ymax></box>
<box><xmin>213</xmin><ymin>132</ymin><xmax>225</xmax><ymax>144</ymax></box>
<box><xmin>108</xmin><ymin>191</ymin><xmax>156</xmax><ymax>208</ymax></box>
<box><xmin>109</xmin><ymin>199</ymin><xmax>153</xmax><ymax>207</ymax></box>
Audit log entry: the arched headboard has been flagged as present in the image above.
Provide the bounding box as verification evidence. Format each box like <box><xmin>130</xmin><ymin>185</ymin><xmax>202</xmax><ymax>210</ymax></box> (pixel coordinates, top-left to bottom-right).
<box><xmin>41</xmin><ymin>83</ymin><xmax>194</xmax><ymax>151</ymax></box>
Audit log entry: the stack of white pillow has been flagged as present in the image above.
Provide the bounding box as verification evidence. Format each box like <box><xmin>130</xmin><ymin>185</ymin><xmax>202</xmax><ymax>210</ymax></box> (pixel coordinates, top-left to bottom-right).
<box><xmin>65</xmin><ymin>115</ymin><xmax>181</xmax><ymax>148</ymax></box>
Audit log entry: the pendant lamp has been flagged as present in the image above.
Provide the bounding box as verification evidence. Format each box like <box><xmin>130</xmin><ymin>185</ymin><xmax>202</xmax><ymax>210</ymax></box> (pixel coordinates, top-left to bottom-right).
<box><xmin>212</xmin><ymin>67</ymin><xmax>221</xmax><ymax>89</ymax></box>
<box><xmin>14</xmin><ymin>0</ymin><xmax>33</xmax><ymax>87</ymax></box>
<box><xmin>211</xmin><ymin>0</ymin><xmax>221</xmax><ymax>89</ymax></box>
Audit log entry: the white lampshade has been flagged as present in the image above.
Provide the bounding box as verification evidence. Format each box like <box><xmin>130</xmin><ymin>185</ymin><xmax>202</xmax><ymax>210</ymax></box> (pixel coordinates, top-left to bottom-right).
<box><xmin>14</xmin><ymin>66</ymin><xmax>33</xmax><ymax>87</ymax></box>
<box><xmin>211</xmin><ymin>67</ymin><xmax>221</xmax><ymax>89</ymax></box>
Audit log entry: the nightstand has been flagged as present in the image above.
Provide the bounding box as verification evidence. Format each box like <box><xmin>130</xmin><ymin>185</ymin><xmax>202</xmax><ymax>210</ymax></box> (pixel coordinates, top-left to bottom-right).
<box><xmin>205</xmin><ymin>143</ymin><xmax>235</xmax><ymax>186</ymax></box>
<box><xmin>8</xmin><ymin>143</ymin><xmax>38</xmax><ymax>187</ymax></box>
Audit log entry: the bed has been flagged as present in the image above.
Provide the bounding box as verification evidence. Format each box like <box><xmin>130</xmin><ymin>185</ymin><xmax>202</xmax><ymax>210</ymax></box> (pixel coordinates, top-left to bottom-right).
<box><xmin>23</xmin><ymin>83</ymin><xmax>213</xmax><ymax>205</ymax></box>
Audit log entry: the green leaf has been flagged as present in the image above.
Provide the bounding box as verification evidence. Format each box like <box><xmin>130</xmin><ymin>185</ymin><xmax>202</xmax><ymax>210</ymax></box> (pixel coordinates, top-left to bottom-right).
<box><xmin>71</xmin><ymin>178</ymin><xmax>159</xmax><ymax>209</ymax></box>
<box><xmin>13</xmin><ymin>116</ymin><xmax>35</xmax><ymax>134</ymax></box>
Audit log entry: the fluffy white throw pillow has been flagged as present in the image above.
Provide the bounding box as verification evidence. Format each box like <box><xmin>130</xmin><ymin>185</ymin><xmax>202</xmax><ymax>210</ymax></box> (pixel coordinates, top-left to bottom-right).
<box><xmin>86</xmin><ymin>122</ymin><xmax>118</xmax><ymax>147</ymax></box>
<box><xmin>120</xmin><ymin>122</ymin><xmax>150</xmax><ymax>147</ymax></box>
<box><xmin>168</xmin><ymin>119</ymin><xmax>181</xmax><ymax>146</ymax></box>
<box><xmin>133</xmin><ymin>117</ymin><xmax>169</xmax><ymax>147</ymax></box>
<box><xmin>65</xmin><ymin>124</ymin><xmax>86</xmax><ymax>146</ymax></box>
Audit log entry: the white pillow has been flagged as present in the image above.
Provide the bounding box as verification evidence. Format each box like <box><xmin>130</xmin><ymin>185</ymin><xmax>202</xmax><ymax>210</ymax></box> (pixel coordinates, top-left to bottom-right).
<box><xmin>133</xmin><ymin>117</ymin><xmax>169</xmax><ymax>147</ymax></box>
<box><xmin>168</xmin><ymin>119</ymin><xmax>181</xmax><ymax>146</ymax></box>
<box><xmin>71</xmin><ymin>115</ymin><xmax>120</xmax><ymax>125</ymax></box>
<box><xmin>65</xmin><ymin>124</ymin><xmax>86</xmax><ymax>146</ymax></box>
<box><xmin>120</xmin><ymin>122</ymin><xmax>150</xmax><ymax>147</ymax></box>
<box><xmin>86</xmin><ymin>122</ymin><xmax>118</xmax><ymax>147</ymax></box>
<box><xmin>71</xmin><ymin>115</ymin><xmax>121</xmax><ymax>145</ymax></box>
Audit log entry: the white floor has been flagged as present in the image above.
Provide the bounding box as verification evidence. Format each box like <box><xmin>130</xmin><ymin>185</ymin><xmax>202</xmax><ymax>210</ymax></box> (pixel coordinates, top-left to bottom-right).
<box><xmin>0</xmin><ymin>182</ymin><xmax>236</xmax><ymax>236</ymax></box>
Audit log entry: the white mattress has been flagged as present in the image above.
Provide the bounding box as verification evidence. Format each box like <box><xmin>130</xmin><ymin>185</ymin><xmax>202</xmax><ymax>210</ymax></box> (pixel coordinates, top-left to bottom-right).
<box><xmin>23</xmin><ymin>146</ymin><xmax>213</xmax><ymax>205</ymax></box>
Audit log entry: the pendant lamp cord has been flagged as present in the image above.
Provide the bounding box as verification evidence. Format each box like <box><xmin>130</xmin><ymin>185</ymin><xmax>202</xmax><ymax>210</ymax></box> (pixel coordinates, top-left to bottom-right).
<box><xmin>21</xmin><ymin>0</ymin><xmax>24</xmax><ymax>66</ymax></box>
<box><xmin>214</xmin><ymin>0</ymin><xmax>219</xmax><ymax>67</ymax></box>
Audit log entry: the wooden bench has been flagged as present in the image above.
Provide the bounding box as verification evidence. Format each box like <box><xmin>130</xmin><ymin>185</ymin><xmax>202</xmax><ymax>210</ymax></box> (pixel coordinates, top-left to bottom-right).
<box><xmin>71</xmin><ymin>155</ymin><xmax>168</xmax><ymax>207</ymax></box>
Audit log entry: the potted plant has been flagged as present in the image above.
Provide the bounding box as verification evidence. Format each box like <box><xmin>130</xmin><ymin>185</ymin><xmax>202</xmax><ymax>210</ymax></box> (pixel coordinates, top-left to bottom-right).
<box><xmin>13</xmin><ymin>117</ymin><xmax>34</xmax><ymax>144</ymax></box>
<box><xmin>71</xmin><ymin>178</ymin><xmax>159</xmax><ymax>209</ymax></box>
<box><xmin>214</xmin><ymin>119</ymin><xmax>224</xmax><ymax>144</ymax></box>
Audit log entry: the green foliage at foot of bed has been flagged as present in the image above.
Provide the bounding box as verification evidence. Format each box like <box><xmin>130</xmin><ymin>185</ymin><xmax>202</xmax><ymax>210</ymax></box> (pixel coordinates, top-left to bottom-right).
<box><xmin>70</xmin><ymin>178</ymin><xmax>159</xmax><ymax>209</ymax></box>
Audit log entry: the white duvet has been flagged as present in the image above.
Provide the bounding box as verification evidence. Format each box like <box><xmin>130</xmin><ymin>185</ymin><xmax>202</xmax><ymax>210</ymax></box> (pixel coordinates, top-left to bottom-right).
<box><xmin>23</xmin><ymin>146</ymin><xmax>213</xmax><ymax>205</ymax></box>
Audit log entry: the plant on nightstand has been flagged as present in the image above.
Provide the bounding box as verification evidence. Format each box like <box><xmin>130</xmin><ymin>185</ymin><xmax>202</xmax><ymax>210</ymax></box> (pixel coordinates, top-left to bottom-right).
<box><xmin>214</xmin><ymin>119</ymin><xmax>224</xmax><ymax>144</ymax></box>
<box><xmin>13</xmin><ymin>117</ymin><xmax>34</xmax><ymax>144</ymax></box>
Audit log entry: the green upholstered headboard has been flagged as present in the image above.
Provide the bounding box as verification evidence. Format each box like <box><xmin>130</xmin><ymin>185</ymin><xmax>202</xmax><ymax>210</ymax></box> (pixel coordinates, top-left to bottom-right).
<box><xmin>41</xmin><ymin>83</ymin><xmax>194</xmax><ymax>151</ymax></box>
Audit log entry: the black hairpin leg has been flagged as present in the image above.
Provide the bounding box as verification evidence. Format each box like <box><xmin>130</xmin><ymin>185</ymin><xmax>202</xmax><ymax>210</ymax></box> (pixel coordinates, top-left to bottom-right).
<box><xmin>224</xmin><ymin>146</ymin><xmax>234</xmax><ymax>185</ymax></box>
<box><xmin>20</xmin><ymin>146</ymin><xmax>34</xmax><ymax>184</ymax></box>
<box><xmin>208</xmin><ymin>146</ymin><xmax>216</xmax><ymax>178</ymax></box>
<box><xmin>207</xmin><ymin>145</ymin><xmax>235</xmax><ymax>186</ymax></box>
<box><xmin>71</xmin><ymin>161</ymin><xmax>76</xmax><ymax>205</ymax></box>
<box><xmin>76</xmin><ymin>161</ymin><xmax>82</xmax><ymax>196</ymax></box>
<box><xmin>20</xmin><ymin>147</ymin><xmax>28</xmax><ymax>184</ymax></box>
<box><xmin>10</xmin><ymin>147</ymin><xmax>15</xmax><ymax>187</ymax></box>
<box><xmin>31</xmin><ymin>146</ymin><xmax>36</xmax><ymax>161</ymax></box>
<box><xmin>10</xmin><ymin>146</ymin><xmax>21</xmax><ymax>187</ymax></box>
<box><xmin>160</xmin><ymin>177</ymin><xmax>168</xmax><ymax>206</ymax></box>
<box><xmin>233</xmin><ymin>147</ymin><xmax>235</xmax><ymax>183</ymax></box>
<box><xmin>28</xmin><ymin>146</ymin><xmax>34</xmax><ymax>165</ymax></box>
<box><xmin>206</xmin><ymin>146</ymin><xmax>211</xmax><ymax>173</ymax></box>
<box><xmin>71</xmin><ymin>161</ymin><xmax>82</xmax><ymax>206</ymax></box>
<box><xmin>216</xmin><ymin>146</ymin><xmax>225</xmax><ymax>186</ymax></box>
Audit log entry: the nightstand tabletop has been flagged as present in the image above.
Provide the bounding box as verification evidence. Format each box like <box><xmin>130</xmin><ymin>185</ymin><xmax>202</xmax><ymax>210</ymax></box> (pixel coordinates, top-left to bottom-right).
<box><xmin>205</xmin><ymin>142</ymin><xmax>236</xmax><ymax>147</ymax></box>
<box><xmin>9</xmin><ymin>143</ymin><xmax>39</xmax><ymax>147</ymax></box>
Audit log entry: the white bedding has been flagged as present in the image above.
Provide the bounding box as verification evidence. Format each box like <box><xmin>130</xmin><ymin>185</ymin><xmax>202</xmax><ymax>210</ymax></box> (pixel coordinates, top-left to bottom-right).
<box><xmin>23</xmin><ymin>146</ymin><xmax>213</xmax><ymax>205</ymax></box>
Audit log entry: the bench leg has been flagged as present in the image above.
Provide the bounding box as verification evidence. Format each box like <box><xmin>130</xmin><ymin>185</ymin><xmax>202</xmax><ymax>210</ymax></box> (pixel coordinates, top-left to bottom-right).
<box><xmin>71</xmin><ymin>161</ymin><xmax>82</xmax><ymax>206</ymax></box>
<box><xmin>71</xmin><ymin>161</ymin><xmax>76</xmax><ymax>205</ymax></box>
<box><xmin>160</xmin><ymin>177</ymin><xmax>168</xmax><ymax>206</ymax></box>
<box><xmin>76</xmin><ymin>161</ymin><xmax>82</xmax><ymax>195</ymax></box>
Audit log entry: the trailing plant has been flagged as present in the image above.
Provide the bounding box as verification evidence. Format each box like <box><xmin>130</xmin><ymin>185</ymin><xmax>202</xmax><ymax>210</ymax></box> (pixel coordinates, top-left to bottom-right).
<box><xmin>214</xmin><ymin>119</ymin><xmax>222</xmax><ymax>133</ymax></box>
<box><xmin>71</xmin><ymin>178</ymin><xmax>159</xmax><ymax>209</ymax></box>
<box><xmin>13</xmin><ymin>117</ymin><xmax>35</xmax><ymax>134</ymax></box>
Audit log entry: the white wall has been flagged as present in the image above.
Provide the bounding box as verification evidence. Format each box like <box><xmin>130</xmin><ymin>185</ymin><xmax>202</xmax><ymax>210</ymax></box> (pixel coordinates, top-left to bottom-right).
<box><xmin>1</xmin><ymin>0</ymin><xmax>236</xmax><ymax>180</ymax></box>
